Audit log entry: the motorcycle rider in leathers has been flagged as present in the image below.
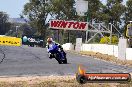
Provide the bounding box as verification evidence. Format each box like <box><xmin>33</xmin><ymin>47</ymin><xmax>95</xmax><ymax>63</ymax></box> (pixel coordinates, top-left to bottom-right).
<box><xmin>46</xmin><ymin>37</ymin><xmax>66</xmax><ymax>59</ymax></box>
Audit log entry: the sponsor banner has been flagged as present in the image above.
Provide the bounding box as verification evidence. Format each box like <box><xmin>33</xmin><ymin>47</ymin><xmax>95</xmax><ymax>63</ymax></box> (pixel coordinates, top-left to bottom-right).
<box><xmin>85</xmin><ymin>73</ymin><xmax>130</xmax><ymax>82</ymax></box>
<box><xmin>76</xmin><ymin>65</ymin><xmax>131</xmax><ymax>84</ymax></box>
<box><xmin>49</xmin><ymin>20</ymin><xmax>88</xmax><ymax>31</ymax></box>
<box><xmin>0</xmin><ymin>36</ymin><xmax>21</xmax><ymax>46</ymax></box>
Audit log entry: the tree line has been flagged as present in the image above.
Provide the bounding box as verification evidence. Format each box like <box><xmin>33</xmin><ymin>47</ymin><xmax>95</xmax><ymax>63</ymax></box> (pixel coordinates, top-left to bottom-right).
<box><xmin>0</xmin><ymin>0</ymin><xmax>131</xmax><ymax>45</ymax></box>
<box><xmin>22</xmin><ymin>0</ymin><xmax>131</xmax><ymax>45</ymax></box>
<box><xmin>0</xmin><ymin>12</ymin><xmax>11</xmax><ymax>35</ymax></box>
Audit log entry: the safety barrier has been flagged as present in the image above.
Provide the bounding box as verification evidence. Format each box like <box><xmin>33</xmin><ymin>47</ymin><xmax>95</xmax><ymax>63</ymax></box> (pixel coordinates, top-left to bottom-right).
<box><xmin>62</xmin><ymin>43</ymin><xmax>74</xmax><ymax>50</ymax></box>
<box><xmin>62</xmin><ymin>43</ymin><xmax>132</xmax><ymax>60</ymax></box>
<box><xmin>0</xmin><ymin>36</ymin><xmax>21</xmax><ymax>46</ymax></box>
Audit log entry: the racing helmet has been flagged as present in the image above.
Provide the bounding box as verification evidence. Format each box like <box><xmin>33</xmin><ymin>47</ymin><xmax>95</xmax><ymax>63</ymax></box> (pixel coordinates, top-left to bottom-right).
<box><xmin>47</xmin><ymin>37</ymin><xmax>53</xmax><ymax>44</ymax></box>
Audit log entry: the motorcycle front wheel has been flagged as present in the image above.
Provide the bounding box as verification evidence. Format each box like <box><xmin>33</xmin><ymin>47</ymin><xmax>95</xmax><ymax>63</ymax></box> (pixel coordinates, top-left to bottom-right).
<box><xmin>62</xmin><ymin>57</ymin><xmax>67</xmax><ymax>64</ymax></box>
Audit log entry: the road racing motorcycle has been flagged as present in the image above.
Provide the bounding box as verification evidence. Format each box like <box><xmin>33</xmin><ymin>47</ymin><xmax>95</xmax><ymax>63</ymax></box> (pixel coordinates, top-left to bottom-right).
<box><xmin>47</xmin><ymin>44</ymin><xmax>67</xmax><ymax>64</ymax></box>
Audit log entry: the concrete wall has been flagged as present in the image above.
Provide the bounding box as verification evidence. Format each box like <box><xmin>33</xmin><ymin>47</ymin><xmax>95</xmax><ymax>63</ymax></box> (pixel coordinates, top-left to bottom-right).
<box><xmin>114</xmin><ymin>45</ymin><xmax>118</xmax><ymax>57</ymax></box>
<box><xmin>62</xmin><ymin>43</ymin><xmax>132</xmax><ymax>60</ymax></box>
<box><xmin>118</xmin><ymin>39</ymin><xmax>128</xmax><ymax>60</ymax></box>
<box><xmin>81</xmin><ymin>44</ymin><xmax>118</xmax><ymax>57</ymax></box>
<box><xmin>62</xmin><ymin>43</ymin><xmax>74</xmax><ymax>50</ymax></box>
<box><xmin>126</xmin><ymin>48</ymin><xmax>132</xmax><ymax>60</ymax></box>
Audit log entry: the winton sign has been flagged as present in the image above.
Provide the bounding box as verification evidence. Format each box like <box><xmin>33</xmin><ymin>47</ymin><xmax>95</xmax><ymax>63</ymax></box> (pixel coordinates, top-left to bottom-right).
<box><xmin>49</xmin><ymin>20</ymin><xmax>88</xmax><ymax>31</ymax></box>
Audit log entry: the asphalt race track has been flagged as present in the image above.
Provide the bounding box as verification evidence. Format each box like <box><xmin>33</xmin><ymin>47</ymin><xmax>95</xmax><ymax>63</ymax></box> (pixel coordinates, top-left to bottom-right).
<box><xmin>0</xmin><ymin>46</ymin><xmax>132</xmax><ymax>76</ymax></box>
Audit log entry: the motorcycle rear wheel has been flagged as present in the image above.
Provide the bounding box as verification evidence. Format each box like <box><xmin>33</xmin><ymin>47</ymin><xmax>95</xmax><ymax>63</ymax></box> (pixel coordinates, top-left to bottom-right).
<box><xmin>55</xmin><ymin>53</ymin><xmax>62</xmax><ymax>64</ymax></box>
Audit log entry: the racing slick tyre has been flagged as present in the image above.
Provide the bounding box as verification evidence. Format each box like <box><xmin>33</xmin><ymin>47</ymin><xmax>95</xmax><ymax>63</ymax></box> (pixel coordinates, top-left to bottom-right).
<box><xmin>62</xmin><ymin>57</ymin><xmax>67</xmax><ymax>64</ymax></box>
<box><xmin>55</xmin><ymin>53</ymin><xmax>62</xmax><ymax>64</ymax></box>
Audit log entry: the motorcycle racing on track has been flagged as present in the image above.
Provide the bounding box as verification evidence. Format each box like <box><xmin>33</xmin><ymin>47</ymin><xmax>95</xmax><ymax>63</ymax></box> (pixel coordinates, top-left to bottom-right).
<box><xmin>46</xmin><ymin>37</ymin><xmax>67</xmax><ymax>64</ymax></box>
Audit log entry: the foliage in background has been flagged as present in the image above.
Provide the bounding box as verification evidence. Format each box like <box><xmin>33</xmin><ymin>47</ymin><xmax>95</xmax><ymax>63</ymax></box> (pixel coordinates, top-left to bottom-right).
<box><xmin>0</xmin><ymin>12</ymin><xmax>11</xmax><ymax>35</ymax></box>
<box><xmin>23</xmin><ymin>0</ymin><xmax>77</xmax><ymax>45</ymax></box>
<box><xmin>23</xmin><ymin>0</ymin><xmax>52</xmax><ymax>46</ymax></box>
<box><xmin>100</xmin><ymin>36</ymin><xmax>109</xmax><ymax>44</ymax></box>
<box><xmin>98</xmin><ymin>0</ymin><xmax>126</xmax><ymax>32</ymax></box>
<box><xmin>85</xmin><ymin>0</ymin><xmax>102</xmax><ymax>22</ymax></box>
<box><xmin>100</xmin><ymin>35</ymin><xmax>118</xmax><ymax>44</ymax></box>
<box><xmin>124</xmin><ymin>0</ymin><xmax>132</xmax><ymax>23</ymax></box>
<box><xmin>21</xmin><ymin>0</ymin><xmax>131</xmax><ymax>44</ymax></box>
<box><xmin>48</xmin><ymin>0</ymin><xmax>77</xmax><ymax>44</ymax></box>
<box><xmin>88</xmin><ymin>34</ymin><xmax>101</xmax><ymax>44</ymax></box>
<box><xmin>123</xmin><ymin>0</ymin><xmax>132</xmax><ymax>37</ymax></box>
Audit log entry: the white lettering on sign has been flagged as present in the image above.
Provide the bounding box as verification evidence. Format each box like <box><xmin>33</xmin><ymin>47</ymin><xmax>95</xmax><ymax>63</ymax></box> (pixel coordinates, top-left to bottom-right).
<box><xmin>49</xmin><ymin>20</ymin><xmax>88</xmax><ymax>31</ymax></box>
